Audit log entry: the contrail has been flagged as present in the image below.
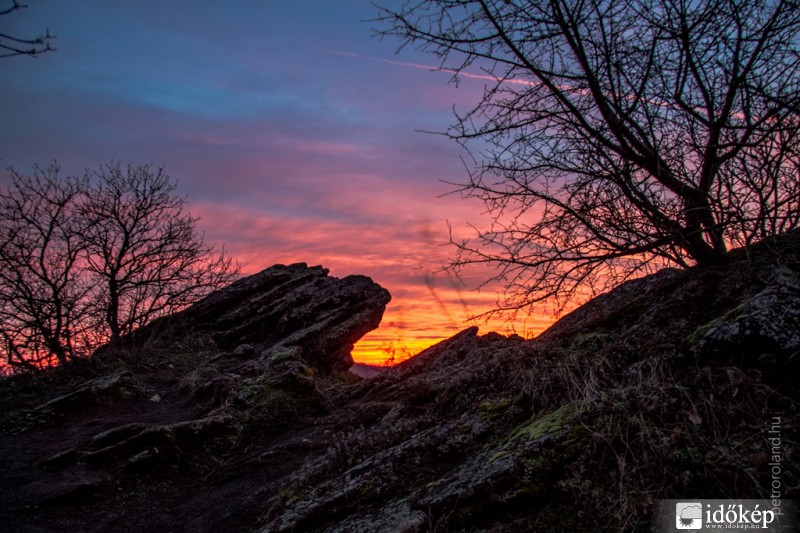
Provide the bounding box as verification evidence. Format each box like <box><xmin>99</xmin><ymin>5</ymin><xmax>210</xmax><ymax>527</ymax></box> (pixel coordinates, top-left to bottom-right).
<box><xmin>328</xmin><ymin>49</ymin><xmax>536</xmax><ymax>87</ymax></box>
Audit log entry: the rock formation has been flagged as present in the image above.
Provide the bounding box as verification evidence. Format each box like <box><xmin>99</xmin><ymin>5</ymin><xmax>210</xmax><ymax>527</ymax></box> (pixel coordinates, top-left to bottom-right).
<box><xmin>119</xmin><ymin>262</ymin><xmax>392</xmax><ymax>372</ymax></box>
<box><xmin>0</xmin><ymin>263</ymin><xmax>391</xmax><ymax>531</ymax></box>
<box><xmin>1</xmin><ymin>235</ymin><xmax>798</xmax><ymax>532</ymax></box>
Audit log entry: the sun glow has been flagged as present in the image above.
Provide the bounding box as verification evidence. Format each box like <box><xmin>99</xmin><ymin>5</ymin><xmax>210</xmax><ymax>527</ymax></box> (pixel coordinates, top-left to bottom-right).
<box><xmin>352</xmin><ymin>332</ymin><xmax>442</xmax><ymax>366</ymax></box>
<box><xmin>351</xmin><ymin>300</ymin><xmax>554</xmax><ymax>366</ymax></box>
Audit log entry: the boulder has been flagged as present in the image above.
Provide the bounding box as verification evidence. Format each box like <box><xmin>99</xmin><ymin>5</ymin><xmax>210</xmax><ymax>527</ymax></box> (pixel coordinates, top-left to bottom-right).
<box><xmin>689</xmin><ymin>266</ymin><xmax>800</xmax><ymax>362</ymax></box>
<box><xmin>121</xmin><ymin>263</ymin><xmax>391</xmax><ymax>372</ymax></box>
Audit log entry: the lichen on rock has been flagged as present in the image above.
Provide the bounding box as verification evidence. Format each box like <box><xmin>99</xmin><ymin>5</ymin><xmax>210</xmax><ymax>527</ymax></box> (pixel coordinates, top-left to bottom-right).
<box><xmin>690</xmin><ymin>266</ymin><xmax>800</xmax><ymax>362</ymax></box>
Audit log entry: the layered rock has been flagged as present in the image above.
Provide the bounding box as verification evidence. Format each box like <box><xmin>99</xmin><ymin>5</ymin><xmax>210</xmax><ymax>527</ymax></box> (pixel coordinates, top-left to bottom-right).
<box><xmin>121</xmin><ymin>262</ymin><xmax>391</xmax><ymax>372</ymax></box>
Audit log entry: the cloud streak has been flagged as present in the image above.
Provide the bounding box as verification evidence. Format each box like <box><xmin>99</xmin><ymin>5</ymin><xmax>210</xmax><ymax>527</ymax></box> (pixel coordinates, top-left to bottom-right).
<box><xmin>329</xmin><ymin>49</ymin><xmax>540</xmax><ymax>87</ymax></box>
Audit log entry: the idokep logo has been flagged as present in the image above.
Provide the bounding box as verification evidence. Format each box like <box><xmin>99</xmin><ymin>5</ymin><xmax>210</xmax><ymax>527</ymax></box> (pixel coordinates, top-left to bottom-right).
<box><xmin>656</xmin><ymin>499</ymin><xmax>795</xmax><ymax>532</ymax></box>
<box><xmin>676</xmin><ymin>502</ymin><xmax>704</xmax><ymax>529</ymax></box>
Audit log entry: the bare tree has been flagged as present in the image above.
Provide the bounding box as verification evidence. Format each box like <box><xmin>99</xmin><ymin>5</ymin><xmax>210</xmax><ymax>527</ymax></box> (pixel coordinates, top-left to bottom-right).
<box><xmin>1</xmin><ymin>1</ymin><xmax>54</xmax><ymax>59</ymax></box>
<box><xmin>0</xmin><ymin>162</ymin><xmax>239</xmax><ymax>371</ymax></box>
<box><xmin>0</xmin><ymin>165</ymin><xmax>89</xmax><ymax>370</ymax></box>
<box><xmin>379</xmin><ymin>0</ymin><xmax>800</xmax><ymax>313</ymax></box>
<box><xmin>80</xmin><ymin>163</ymin><xmax>239</xmax><ymax>347</ymax></box>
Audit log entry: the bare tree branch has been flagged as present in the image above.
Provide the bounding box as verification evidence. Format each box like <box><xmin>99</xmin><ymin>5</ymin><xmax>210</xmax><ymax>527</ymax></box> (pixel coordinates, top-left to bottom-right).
<box><xmin>378</xmin><ymin>0</ymin><xmax>800</xmax><ymax>316</ymax></box>
<box><xmin>0</xmin><ymin>1</ymin><xmax>55</xmax><ymax>59</ymax></box>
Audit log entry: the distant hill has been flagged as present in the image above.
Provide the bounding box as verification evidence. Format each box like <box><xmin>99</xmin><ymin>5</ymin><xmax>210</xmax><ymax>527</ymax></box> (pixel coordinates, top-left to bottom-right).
<box><xmin>350</xmin><ymin>363</ymin><xmax>388</xmax><ymax>379</ymax></box>
<box><xmin>1</xmin><ymin>233</ymin><xmax>798</xmax><ymax>531</ymax></box>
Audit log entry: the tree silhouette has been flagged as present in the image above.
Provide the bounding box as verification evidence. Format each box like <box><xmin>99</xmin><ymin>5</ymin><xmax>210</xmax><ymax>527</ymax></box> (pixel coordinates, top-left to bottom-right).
<box><xmin>1</xmin><ymin>1</ymin><xmax>54</xmax><ymax>59</ymax></box>
<box><xmin>0</xmin><ymin>163</ymin><xmax>238</xmax><ymax>371</ymax></box>
<box><xmin>379</xmin><ymin>0</ymin><xmax>800</xmax><ymax>313</ymax></box>
<box><xmin>0</xmin><ymin>166</ymin><xmax>88</xmax><ymax>369</ymax></box>
<box><xmin>80</xmin><ymin>163</ymin><xmax>238</xmax><ymax>347</ymax></box>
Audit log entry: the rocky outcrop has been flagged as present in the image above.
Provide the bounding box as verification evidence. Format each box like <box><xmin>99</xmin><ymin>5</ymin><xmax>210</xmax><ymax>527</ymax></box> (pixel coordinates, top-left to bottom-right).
<box><xmin>0</xmin><ymin>264</ymin><xmax>390</xmax><ymax>532</ymax></box>
<box><xmin>2</xmin><ymin>235</ymin><xmax>799</xmax><ymax>532</ymax></box>
<box><xmin>121</xmin><ymin>262</ymin><xmax>391</xmax><ymax>372</ymax></box>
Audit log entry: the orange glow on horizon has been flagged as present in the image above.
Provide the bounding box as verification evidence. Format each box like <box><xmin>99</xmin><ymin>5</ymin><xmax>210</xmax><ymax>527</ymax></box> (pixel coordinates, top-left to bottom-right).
<box><xmin>351</xmin><ymin>300</ymin><xmax>555</xmax><ymax>366</ymax></box>
<box><xmin>352</xmin><ymin>334</ymin><xmax>442</xmax><ymax>366</ymax></box>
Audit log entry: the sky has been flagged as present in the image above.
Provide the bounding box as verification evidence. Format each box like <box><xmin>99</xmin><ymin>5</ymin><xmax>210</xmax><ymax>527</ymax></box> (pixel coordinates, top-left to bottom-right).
<box><xmin>0</xmin><ymin>1</ymin><xmax>553</xmax><ymax>364</ymax></box>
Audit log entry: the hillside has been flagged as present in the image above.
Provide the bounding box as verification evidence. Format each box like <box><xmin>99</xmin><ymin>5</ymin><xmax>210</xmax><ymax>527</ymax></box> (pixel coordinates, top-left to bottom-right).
<box><xmin>1</xmin><ymin>233</ymin><xmax>798</xmax><ymax>532</ymax></box>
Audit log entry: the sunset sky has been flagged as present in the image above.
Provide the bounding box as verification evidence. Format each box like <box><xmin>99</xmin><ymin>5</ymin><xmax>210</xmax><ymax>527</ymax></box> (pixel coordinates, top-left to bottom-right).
<box><xmin>0</xmin><ymin>1</ymin><xmax>552</xmax><ymax>364</ymax></box>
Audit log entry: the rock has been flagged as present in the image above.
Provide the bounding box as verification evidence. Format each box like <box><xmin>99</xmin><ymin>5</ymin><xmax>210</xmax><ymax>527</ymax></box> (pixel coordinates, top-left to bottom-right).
<box><xmin>121</xmin><ymin>263</ymin><xmax>391</xmax><ymax>372</ymax></box>
<box><xmin>32</xmin><ymin>370</ymin><xmax>140</xmax><ymax>413</ymax></box>
<box><xmin>233</xmin><ymin>343</ymin><xmax>255</xmax><ymax>357</ymax></box>
<box><xmin>80</xmin><ymin>415</ymin><xmax>233</xmax><ymax>466</ymax></box>
<box><xmin>254</xmin><ymin>232</ymin><xmax>800</xmax><ymax>532</ymax></box>
<box><xmin>689</xmin><ymin>266</ymin><xmax>800</xmax><ymax>362</ymax></box>
<box><xmin>0</xmin><ymin>262</ymin><xmax>392</xmax><ymax>532</ymax></box>
<box><xmin>324</xmin><ymin>500</ymin><xmax>425</xmax><ymax>533</ymax></box>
